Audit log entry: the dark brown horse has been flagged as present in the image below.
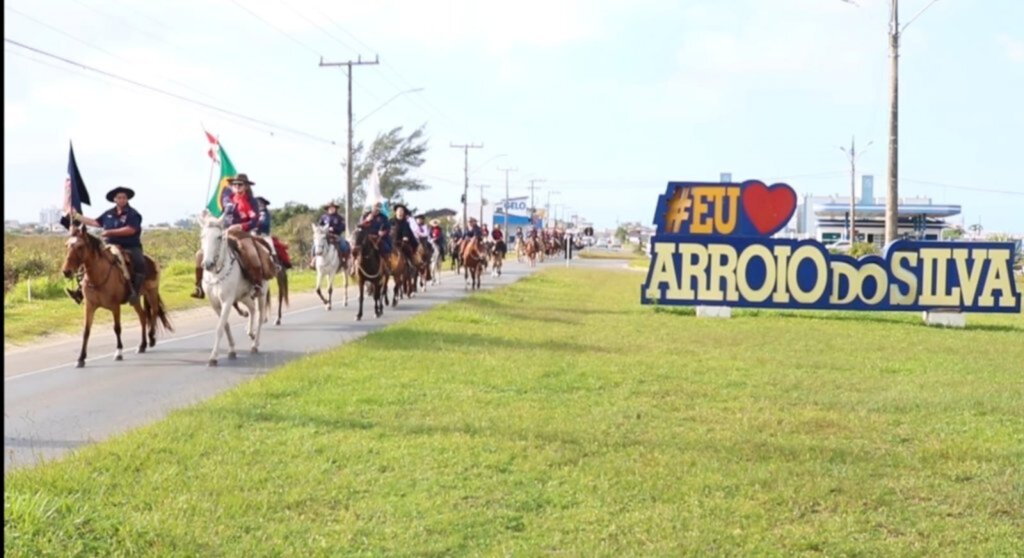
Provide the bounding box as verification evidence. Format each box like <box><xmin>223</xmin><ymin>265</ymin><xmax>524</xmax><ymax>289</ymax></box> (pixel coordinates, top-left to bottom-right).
<box><xmin>355</xmin><ymin>232</ymin><xmax>387</xmax><ymax>320</ymax></box>
<box><xmin>461</xmin><ymin>235</ymin><xmax>486</xmax><ymax>290</ymax></box>
<box><xmin>231</xmin><ymin>238</ymin><xmax>290</xmax><ymax>326</ymax></box>
<box><xmin>61</xmin><ymin>225</ymin><xmax>173</xmax><ymax>367</ymax></box>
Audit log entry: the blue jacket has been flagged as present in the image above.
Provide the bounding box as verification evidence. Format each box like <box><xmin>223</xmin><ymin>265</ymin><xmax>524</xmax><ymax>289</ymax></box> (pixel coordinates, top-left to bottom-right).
<box><xmin>98</xmin><ymin>205</ymin><xmax>143</xmax><ymax>248</ymax></box>
<box><xmin>318</xmin><ymin>213</ymin><xmax>345</xmax><ymax>236</ymax></box>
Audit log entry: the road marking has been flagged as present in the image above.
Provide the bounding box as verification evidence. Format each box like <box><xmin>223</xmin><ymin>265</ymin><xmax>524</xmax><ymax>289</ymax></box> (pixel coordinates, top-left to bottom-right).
<box><xmin>4</xmin><ymin>303</ymin><xmax>323</xmax><ymax>382</ymax></box>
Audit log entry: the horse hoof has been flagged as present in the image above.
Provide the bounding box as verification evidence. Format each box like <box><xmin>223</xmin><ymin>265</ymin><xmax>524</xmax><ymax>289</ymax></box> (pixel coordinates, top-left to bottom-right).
<box><xmin>76</xmin><ymin>360</ymin><xmax>85</xmax><ymax>368</ymax></box>
<box><xmin>115</xmin><ymin>354</ymin><xmax>123</xmax><ymax>361</ymax></box>
<box><xmin>228</xmin><ymin>351</ymin><xmax>237</xmax><ymax>360</ymax></box>
<box><xmin>149</xmin><ymin>339</ymin><xmax>156</xmax><ymax>348</ymax></box>
<box><xmin>275</xmin><ymin>319</ymin><xmax>281</xmax><ymax>326</ymax></box>
<box><xmin>251</xmin><ymin>347</ymin><xmax>259</xmax><ymax>354</ymax></box>
<box><xmin>208</xmin><ymin>359</ymin><xmax>218</xmax><ymax>367</ymax></box>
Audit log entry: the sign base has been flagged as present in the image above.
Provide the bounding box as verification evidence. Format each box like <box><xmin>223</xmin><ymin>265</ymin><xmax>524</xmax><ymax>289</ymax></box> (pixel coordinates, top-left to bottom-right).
<box><xmin>697</xmin><ymin>306</ymin><xmax>732</xmax><ymax>319</ymax></box>
<box><xmin>922</xmin><ymin>310</ymin><xmax>966</xmax><ymax>328</ymax></box>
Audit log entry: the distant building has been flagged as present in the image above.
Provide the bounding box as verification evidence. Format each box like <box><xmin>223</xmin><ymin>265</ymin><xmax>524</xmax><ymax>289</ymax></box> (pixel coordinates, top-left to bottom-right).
<box><xmin>39</xmin><ymin>206</ymin><xmax>62</xmax><ymax>227</ymax></box>
<box><xmin>796</xmin><ymin>175</ymin><xmax>961</xmax><ymax>246</ymax></box>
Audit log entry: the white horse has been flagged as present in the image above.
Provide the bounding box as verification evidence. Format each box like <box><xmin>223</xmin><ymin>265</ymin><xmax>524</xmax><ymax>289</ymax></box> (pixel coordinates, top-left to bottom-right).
<box><xmin>429</xmin><ymin>239</ymin><xmax>443</xmax><ymax>285</ymax></box>
<box><xmin>312</xmin><ymin>224</ymin><xmax>348</xmax><ymax>309</ymax></box>
<box><xmin>200</xmin><ymin>213</ymin><xmax>267</xmax><ymax>366</ymax></box>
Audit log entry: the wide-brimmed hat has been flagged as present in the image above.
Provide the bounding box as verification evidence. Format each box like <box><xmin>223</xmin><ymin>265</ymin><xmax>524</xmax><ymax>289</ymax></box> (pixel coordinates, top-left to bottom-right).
<box><xmin>106</xmin><ymin>186</ymin><xmax>135</xmax><ymax>202</ymax></box>
<box><xmin>324</xmin><ymin>200</ymin><xmax>339</xmax><ymax>210</ymax></box>
<box><xmin>229</xmin><ymin>173</ymin><xmax>255</xmax><ymax>186</ymax></box>
<box><xmin>392</xmin><ymin>203</ymin><xmax>409</xmax><ymax>214</ymax></box>
<box><xmin>414</xmin><ymin>214</ymin><xmax>426</xmax><ymax>220</ymax></box>
<box><xmin>256</xmin><ymin>196</ymin><xmax>271</xmax><ymax>206</ymax></box>
<box><xmin>468</xmin><ymin>216</ymin><xmax>478</xmax><ymax>223</ymax></box>
<box><xmin>429</xmin><ymin>219</ymin><xmax>440</xmax><ymax>226</ymax></box>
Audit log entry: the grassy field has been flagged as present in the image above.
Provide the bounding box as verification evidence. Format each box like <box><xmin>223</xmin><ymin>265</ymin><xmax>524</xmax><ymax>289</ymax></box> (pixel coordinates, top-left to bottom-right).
<box><xmin>5</xmin><ymin>267</ymin><xmax>1023</xmax><ymax>556</ymax></box>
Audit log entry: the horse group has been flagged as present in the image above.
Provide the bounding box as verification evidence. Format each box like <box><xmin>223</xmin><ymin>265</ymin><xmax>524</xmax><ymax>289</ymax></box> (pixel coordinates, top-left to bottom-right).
<box><xmin>61</xmin><ymin>218</ymin><xmax>515</xmax><ymax>368</ymax></box>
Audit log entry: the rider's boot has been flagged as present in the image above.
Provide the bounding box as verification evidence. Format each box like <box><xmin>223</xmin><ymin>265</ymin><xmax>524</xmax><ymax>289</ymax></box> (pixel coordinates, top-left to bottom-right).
<box><xmin>191</xmin><ymin>264</ymin><xmax>204</xmax><ymax>299</ymax></box>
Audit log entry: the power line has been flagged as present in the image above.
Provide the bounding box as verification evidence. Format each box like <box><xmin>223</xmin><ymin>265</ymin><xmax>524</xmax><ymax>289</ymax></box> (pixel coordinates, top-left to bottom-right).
<box><xmin>901</xmin><ymin>178</ymin><xmax>1024</xmax><ymax>196</ymax></box>
<box><xmin>4</xmin><ymin>37</ymin><xmax>339</xmax><ymax>146</ymax></box>
<box><xmin>228</xmin><ymin>0</ymin><xmax>321</xmax><ymax>57</ymax></box>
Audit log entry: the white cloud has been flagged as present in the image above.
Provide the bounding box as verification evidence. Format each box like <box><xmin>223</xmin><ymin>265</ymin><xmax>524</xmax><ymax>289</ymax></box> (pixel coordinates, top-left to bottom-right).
<box><xmin>997</xmin><ymin>34</ymin><xmax>1024</xmax><ymax>63</ymax></box>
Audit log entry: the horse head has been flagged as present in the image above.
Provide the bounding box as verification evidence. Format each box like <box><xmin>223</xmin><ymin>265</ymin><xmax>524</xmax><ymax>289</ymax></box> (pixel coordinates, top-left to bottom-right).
<box><xmin>200</xmin><ymin>213</ymin><xmax>228</xmax><ymax>272</ymax></box>
<box><xmin>61</xmin><ymin>225</ymin><xmax>97</xmax><ymax>277</ymax></box>
<box><xmin>311</xmin><ymin>223</ymin><xmax>328</xmax><ymax>256</ymax></box>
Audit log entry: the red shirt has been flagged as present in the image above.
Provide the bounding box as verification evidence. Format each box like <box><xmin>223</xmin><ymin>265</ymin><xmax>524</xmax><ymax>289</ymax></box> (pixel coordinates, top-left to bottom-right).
<box><xmin>230</xmin><ymin>192</ymin><xmax>258</xmax><ymax>231</ymax></box>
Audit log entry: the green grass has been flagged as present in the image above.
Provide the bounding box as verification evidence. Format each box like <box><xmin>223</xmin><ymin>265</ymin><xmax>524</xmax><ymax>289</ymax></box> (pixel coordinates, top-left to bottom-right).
<box><xmin>3</xmin><ymin>266</ymin><xmax>326</xmax><ymax>346</ymax></box>
<box><xmin>5</xmin><ymin>268</ymin><xmax>1024</xmax><ymax>555</ymax></box>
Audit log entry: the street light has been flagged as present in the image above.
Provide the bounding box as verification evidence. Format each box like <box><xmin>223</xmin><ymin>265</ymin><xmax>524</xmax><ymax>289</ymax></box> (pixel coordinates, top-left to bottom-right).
<box><xmin>470</xmin><ymin>153</ymin><xmax>507</xmax><ymax>176</ymax></box>
<box><xmin>839</xmin><ymin>137</ymin><xmax>873</xmax><ymax>242</ymax></box>
<box><xmin>355</xmin><ymin>87</ymin><xmax>425</xmax><ymax>126</ymax></box>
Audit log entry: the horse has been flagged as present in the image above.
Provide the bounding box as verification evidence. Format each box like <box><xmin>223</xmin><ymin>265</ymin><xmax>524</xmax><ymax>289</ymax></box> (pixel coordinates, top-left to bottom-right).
<box><xmin>61</xmin><ymin>225</ymin><xmax>173</xmax><ymax>368</ymax></box>
<box><xmin>524</xmin><ymin>236</ymin><xmax>541</xmax><ymax>268</ymax></box>
<box><xmin>461</xmin><ymin>235</ymin><xmax>486</xmax><ymax>290</ymax></box>
<box><xmin>414</xmin><ymin>239</ymin><xmax>434</xmax><ymax>289</ymax></box>
<box><xmin>490</xmin><ymin>243</ymin><xmax>505</xmax><ymax>277</ymax></box>
<box><xmin>387</xmin><ymin>239</ymin><xmax>417</xmax><ymax>306</ymax></box>
<box><xmin>448</xmin><ymin>236</ymin><xmax>463</xmax><ymax>272</ymax></box>
<box><xmin>199</xmin><ymin>213</ymin><xmax>268</xmax><ymax>366</ymax></box>
<box><xmin>354</xmin><ymin>231</ymin><xmax>387</xmax><ymax>320</ymax></box>
<box><xmin>311</xmin><ymin>224</ymin><xmax>349</xmax><ymax>310</ymax></box>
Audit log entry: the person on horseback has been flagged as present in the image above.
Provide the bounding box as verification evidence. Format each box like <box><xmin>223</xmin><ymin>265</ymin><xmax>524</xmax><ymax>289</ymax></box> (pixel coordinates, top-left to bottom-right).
<box><xmin>491</xmin><ymin>224</ymin><xmax>507</xmax><ymax>259</ymax></box>
<box><xmin>389</xmin><ymin>203</ymin><xmax>419</xmax><ymax>265</ymax></box>
<box><xmin>458</xmin><ymin>216</ymin><xmax>483</xmax><ymax>255</ymax></box>
<box><xmin>356</xmin><ymin>201</ymin><xmax>392</xmax><ymax>256</ymax></box>
<box><xmin>255</xmin><ymin>196</ymin><xmax>291</xmax><ymax>269</ymax></box>
<box><xmin>311</xmin><ymin>201</ymin><xmax>349</xmax><ymax>268</ymax></box>
<box><xmin>191</xmin><ymin>173</ymin><xmax>276</xmax><ymax>299</ymax></box>
<box><xmin>67</xmin><ymin>186</ymin><xmax>146</xmax><ymax>306</ymax></box>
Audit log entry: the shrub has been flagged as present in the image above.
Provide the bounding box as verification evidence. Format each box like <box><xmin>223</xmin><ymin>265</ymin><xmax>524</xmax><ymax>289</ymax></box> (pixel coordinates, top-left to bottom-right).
<box><xmin>849</xmin><ymin>242</ymin><xmax>880</xmax><ymax>258</ymax></box>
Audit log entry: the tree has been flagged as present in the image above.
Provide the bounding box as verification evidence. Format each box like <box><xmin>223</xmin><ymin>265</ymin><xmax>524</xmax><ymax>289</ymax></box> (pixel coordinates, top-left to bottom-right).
<box><xmin>272</xmin><ymin>201</ymin><xmax>316</xmax><ymax>230</ymax></box>
<box><xmin>614</xmin><ymin>226</ymin><xmax>628</xmax><ymax>243</ymax></box>
<box><xmin>941</xmin><ymin>226</ymin><xmax>965</xmax><ymax>240</ymax></box>
<box><xmin>346</xmin><ymin>125</ymin><xmax>430</xmax><ymax>222</ymax></box>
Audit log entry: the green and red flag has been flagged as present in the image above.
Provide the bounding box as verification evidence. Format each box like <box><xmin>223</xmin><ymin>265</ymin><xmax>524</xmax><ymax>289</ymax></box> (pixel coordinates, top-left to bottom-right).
<box><xmin>205</xmin><ymin>138</ymin><xmax>237</xmax><ymax>217</ymax></box>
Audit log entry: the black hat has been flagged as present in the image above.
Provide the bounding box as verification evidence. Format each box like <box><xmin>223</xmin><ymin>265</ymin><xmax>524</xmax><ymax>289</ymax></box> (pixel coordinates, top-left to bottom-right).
<box><xmin>229</xmin><ymin>173</ymin><xmax>255</xmax><ymax>186</ymax></box>
<box><xmin>392</xmin><ymin>203</ymin><xmax>409</xmax><ymax>214</ymax></box>
<box><xmin>106</xmin><ymin>186</ymin><xmax>135</xmax><ymax>202</ymax></box>
<box><xmin>324</xmin><ymin>200</ymin><xmax>339</xmax><ymax>210</ymax></box>
<box><xmin>256</xmin><ymin>196</ymin><xmax>270</xmax><ymax>206</ymax></box>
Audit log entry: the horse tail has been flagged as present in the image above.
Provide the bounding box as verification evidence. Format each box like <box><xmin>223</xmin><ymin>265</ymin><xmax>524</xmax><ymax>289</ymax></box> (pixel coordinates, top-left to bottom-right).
<box><xmin>278</xmin><ymin>269</ymin><xmax>290</xmax><ymax>307</ymax></box>
<box><xmin>151</xmin><ymin>292</ymin><xmax>174</xmax><ymax>333</ymax></box>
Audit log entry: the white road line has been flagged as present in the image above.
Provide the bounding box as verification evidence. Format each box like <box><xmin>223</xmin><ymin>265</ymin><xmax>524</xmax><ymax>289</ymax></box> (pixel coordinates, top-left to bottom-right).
<box><xmin>4</xmin><ymin>303</ymin><xmax>323</xmax><ymax>382</ymax></box>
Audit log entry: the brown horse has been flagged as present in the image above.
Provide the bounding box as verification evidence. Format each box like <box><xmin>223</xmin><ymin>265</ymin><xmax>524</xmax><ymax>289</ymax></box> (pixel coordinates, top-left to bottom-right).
<box><xmin>461</xmin><ymin>236</ymin><xmax>486</xmax><ymax>290</ymax></box>
<box><xmin>61</xmin><ymin>225</ymin><xmax>173</xmax><ymax>367</ymax></box>
<box><xmin>524</xmin><ymin>237</ymin><xmax>541</xmax><ymax>268</ymax></box>
<box><xmin>355</xmin><ymin>232</ymin><xmax>387</xmax><ymax>320</ymax></box>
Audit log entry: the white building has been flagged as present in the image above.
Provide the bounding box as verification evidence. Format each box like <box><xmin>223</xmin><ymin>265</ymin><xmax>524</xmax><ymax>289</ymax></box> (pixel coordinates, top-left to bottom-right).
<box><xmin>796</xmin><ymin>175</ymin><xmax>961</xmax><ymax>246</ymax></box>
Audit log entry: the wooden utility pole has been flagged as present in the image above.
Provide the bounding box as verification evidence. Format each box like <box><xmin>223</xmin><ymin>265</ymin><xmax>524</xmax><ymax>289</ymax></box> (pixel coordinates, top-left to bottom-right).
<box><xmin>841</xmin><ymin>136</ymin><xmax>872</xmax><ymax>243</ymax></box>
<box><xmin>319</xmin><ymin>55</ymin><xmax>379</xmax><ymax>236</ymax></box>
<box><xmin>497</xmin><ymin>166</ymin><xmax>517</xmax><ymax>233</ymax></box>
<box><xmin>451</xmin><ymin>143</ymin><xmax>483</xmax><ymax>229</ymax></box>
<box><xmin>527</xmin><ymin>179</ymin><xmax>546</xmax><ymax>227</ymax></box>
<box><xmin>886</xmin><ymin>0</ymin><xmax>899</xmax><ymax>244</ymax></box>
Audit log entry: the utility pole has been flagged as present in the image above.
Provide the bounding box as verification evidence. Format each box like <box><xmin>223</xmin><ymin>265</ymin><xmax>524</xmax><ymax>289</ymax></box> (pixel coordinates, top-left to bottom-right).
<box><xmin>527</xmin><ymin>179</ymin><xmax>546</xmax><ymax>228</ymax></box>
<box><xmin>885</xmin><ymin>0</ymin><xmax>900</xmax><ymax>244</ymax></box>
<box><xmin>476</xmin><ymin>184</ymin><xmax>491</xmax><ymax>224</ymax></box>
<box><xmin>451</xmin><ymin>142</ymin><xmax>483</xmax><ymax>229</ymax></box>
<box><xmin>546</xmin><ymin>190</ymin><xmax>560</xmax><ymax>228</ymax></box>
<box><xmin>319</xmin><ymin>55</ymin><xmax>379</xmax><ymax>236</ymax></box>
<box><xmin>840</xmin><ymin>136</ymin><xmax>872</xmax><ymax>243</ymax></box>
<box><xmin>497</xmin><ymin>166</ymin><xmax>517</xmax><ymax>233</ymax></box>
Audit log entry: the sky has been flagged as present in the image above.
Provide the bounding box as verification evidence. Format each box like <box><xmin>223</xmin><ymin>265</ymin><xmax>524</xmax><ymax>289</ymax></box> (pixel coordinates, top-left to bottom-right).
<box><xmin>4</xmin><ymin>0</ymin><xmax>1023</xmax><ymax>233</ymax></box>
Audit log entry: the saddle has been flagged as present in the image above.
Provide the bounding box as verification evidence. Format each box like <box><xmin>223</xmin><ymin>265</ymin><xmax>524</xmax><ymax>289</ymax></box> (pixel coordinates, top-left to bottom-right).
<box><xmin>104</xmin><ymin>245</ymin><xmax>133</xmax><ymax>283</ymax></box>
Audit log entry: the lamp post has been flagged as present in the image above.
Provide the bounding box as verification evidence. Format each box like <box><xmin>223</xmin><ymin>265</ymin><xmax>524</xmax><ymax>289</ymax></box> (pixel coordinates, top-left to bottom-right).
<box><xmin>840</xmin><ymin>136</ymin><xmax>873</xmax><ymax>242</ymax></box>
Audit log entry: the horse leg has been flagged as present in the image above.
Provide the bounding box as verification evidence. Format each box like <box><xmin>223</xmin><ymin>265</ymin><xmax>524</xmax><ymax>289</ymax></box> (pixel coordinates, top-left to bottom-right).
<box><xmin>76</xmin><ymin>302</ymin><xmax>98</xmax><ymax>367</ymax></box>
<box><xmin>342</xmin><ymin>264</ymin><xmax>350</xmax><ymax>307</ymax></box>
<box><xmin>315</xmin><ymin>269</ymin><xmax>329</xmax><ymax>308</ymax></box>
<box><xmin>209</xmin><ymin>300</ymin><xmax>233</xmax><ymax>366</ymax></box>
<box><xmin>250</xmin><ymin>288</ymin><xmax>264</xmax><ymax>353</ymax></box>
<box><xmin>327</xmin><ymin>271</ymin><xmax>334</xmax><ymax>311</ymax></box>
<box><xmin>356</xmin><ymin>279</ymin><xmax>365</xmax><ymax>321</ymax></box>
<box><xmin>110</xmin><ymin>304</ymin><xmax>124</xmax><ymax>362</ymax></box>
<box><xmin>144</xmin><ymin>289</ymin><xmax>157</xmax><ymax>347</ymax></box>
<box><xmin>131</xmin><ymin>300</ymin><xmax>148</xmax><ymax>354</ymax></box>
<box><xmin>375</xmin><ymin>280</ymin><xmax>384</xmax><ymax>317</ymax></box>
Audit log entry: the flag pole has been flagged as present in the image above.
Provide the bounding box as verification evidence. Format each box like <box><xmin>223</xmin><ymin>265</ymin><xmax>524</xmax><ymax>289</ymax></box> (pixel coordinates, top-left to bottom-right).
<box><xmin>201</xmin><ymin>124</ymin><xmax>218</xmax><ymax>204</ymax></box>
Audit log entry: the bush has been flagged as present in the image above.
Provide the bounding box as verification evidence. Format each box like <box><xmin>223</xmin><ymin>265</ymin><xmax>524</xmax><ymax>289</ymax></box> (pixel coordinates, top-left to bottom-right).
<box><xmin>849</xmin><ymin>242</ymin><xmax>880</xmax><ymax>258</ymax></box>
<box><xmin>6</xmin><ymin>275</ymin><xmax>70</xmax><ymax>303</ymax></box>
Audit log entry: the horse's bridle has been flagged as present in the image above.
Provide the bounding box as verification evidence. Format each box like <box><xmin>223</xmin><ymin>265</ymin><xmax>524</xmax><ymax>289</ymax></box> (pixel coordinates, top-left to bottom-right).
<box><xmin>204</xmin><ymin>227</ymin><xmax>237</xmax><ymax>283</ymax></box>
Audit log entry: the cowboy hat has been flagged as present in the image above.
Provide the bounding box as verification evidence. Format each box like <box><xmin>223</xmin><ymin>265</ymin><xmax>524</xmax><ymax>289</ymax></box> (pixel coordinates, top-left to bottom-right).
<box><xmin>468</xmin><ymin>216</ymin><xmax>478</xmax><ymax>223</ymax></box>
<box><xmin>324</xmin><ymin>200</ymin><xmax>340</xmax><ymax>210</ymax></box>
<box><xmin>429</xmin><ymin>218</ymin><xmax>440</xmax><ymax>226</ymax></box>
<box><xmin>256</xmin><ymin>196</ymin><xmax>271</xmax><ymax>206</ymax></box>
<box><xmin>414</xmin><ymin>214</ymin><xmax>426</xmax><ymax>220</ymax></box>
<box><xmin>229</xmin><ymin>173</ymin><xmax>255</xmax><ymax>185</ymax></box>
<box><xmin>392</xmin><ymin>203</ymin><xmax>409</xmax><ymax>214</ymax></box>
<box><xmin>105</xmin><ymin>186</ymin><xmax>135</xmax><ymax>202</ymax></box>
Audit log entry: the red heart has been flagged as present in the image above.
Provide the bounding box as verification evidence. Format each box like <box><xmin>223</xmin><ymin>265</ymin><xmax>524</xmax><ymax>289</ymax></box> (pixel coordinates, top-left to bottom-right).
<box><xmin>741</xmin><ymin>181</ymin><xmax>797</xmax><ymax>236</ymax></box>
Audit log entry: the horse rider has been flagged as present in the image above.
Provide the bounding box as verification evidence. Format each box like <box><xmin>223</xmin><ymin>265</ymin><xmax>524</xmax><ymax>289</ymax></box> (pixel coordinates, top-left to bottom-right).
<box><xmin>458</xmin><ymin>216</ymin><xmax>483</xmax><ymax>255</ymax></box>
<box><xmin>255</xmin><ymin>196</ymin><xmax>292</xmax><ymax>269</ymax></box>
<box><xmin>428</xmin><ymin>218</ymin><xmax>446</xmax><ymax>261</ymax></box>
<box><xmin>312</xmin><ymin>200</ymin><xmax>349</xmax><ymax>268</ymax></box>
<box><xmin>491</xmin><ymin>224</ymin><xmax>507</xmax><ymax>259</ymax></box>
<box><xmin>192</xmin><ymin>173</ymin><xmax>276</xmax><ymax>299</ymax></box>
<box><xmin>67</xmin><ymin>186</ymin><xmax>146</xmax><ymax>306</ymax></box>
<box><xmin>389</xmin><ymin>203</ymin><xmax>420</xmax><ymax>266</ymax></box>
<box><xmin>356</xmin><ymin>201</ymin><xmax>392</xmax><ymax>258</ymax></box>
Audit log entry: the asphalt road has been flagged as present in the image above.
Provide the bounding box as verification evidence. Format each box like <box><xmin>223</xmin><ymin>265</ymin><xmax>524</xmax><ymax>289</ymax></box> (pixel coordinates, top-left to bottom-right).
<box><xmin>5</xmin><ymin>257</ymin><xmax>611</xmax><ymax>473</ymax></box>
